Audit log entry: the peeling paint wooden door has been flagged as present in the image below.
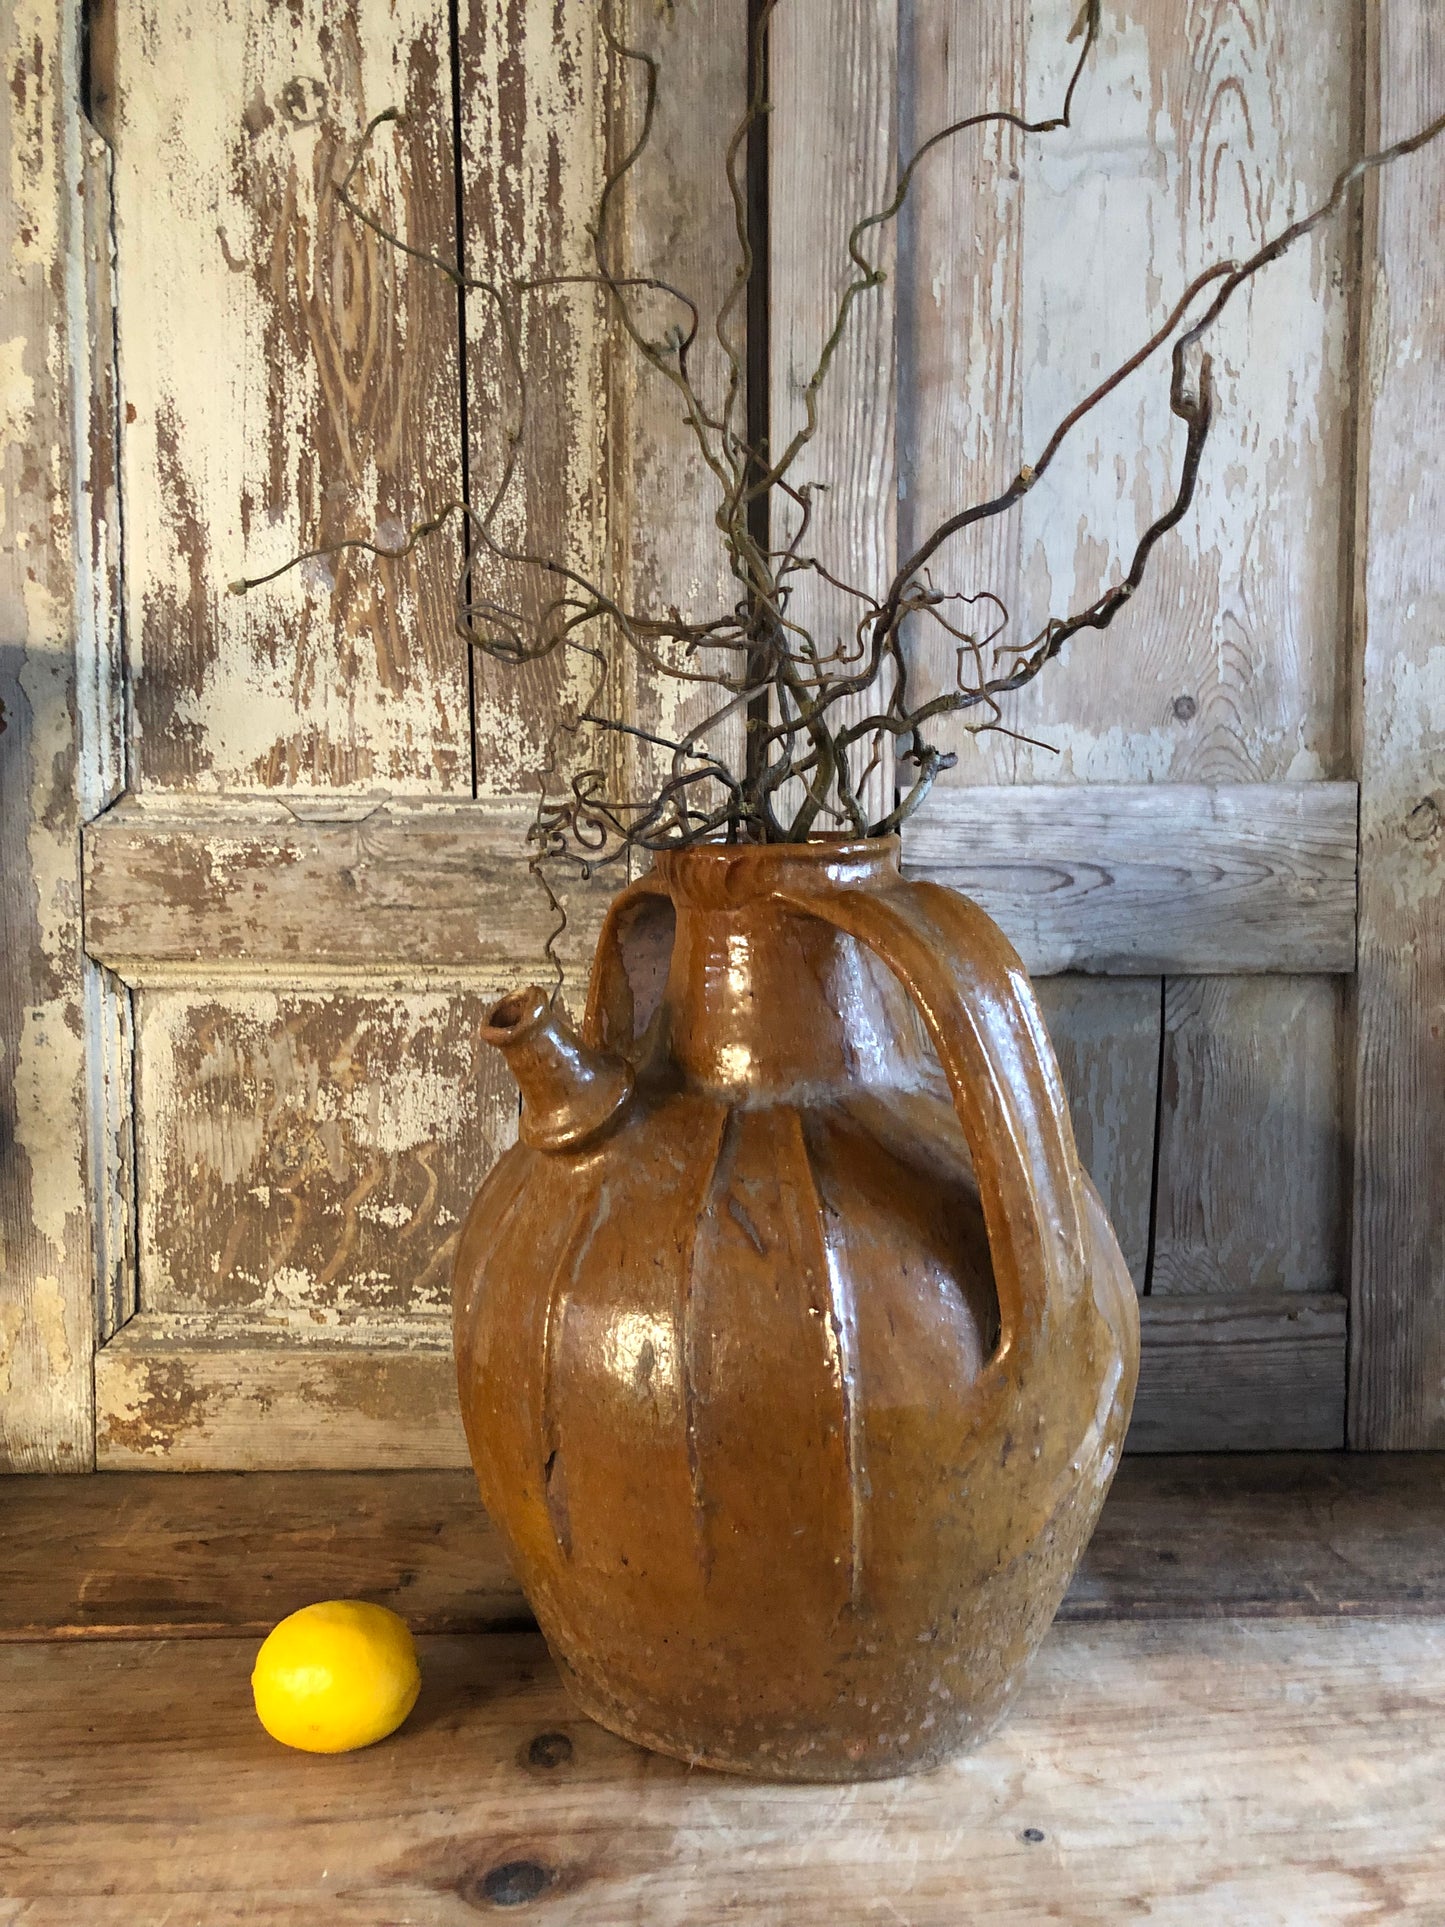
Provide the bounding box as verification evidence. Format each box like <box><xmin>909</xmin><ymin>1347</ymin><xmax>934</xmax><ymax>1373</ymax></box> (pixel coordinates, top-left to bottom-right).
<box><xmin>75</xmin><ymin>0</ymin><xmax>748</xmax><ymax>1471</ymax></box>
<box><xmin>3</xmin><ymin>0</ymin><xmax>1442</xmax><ymax>1470</ymax></box>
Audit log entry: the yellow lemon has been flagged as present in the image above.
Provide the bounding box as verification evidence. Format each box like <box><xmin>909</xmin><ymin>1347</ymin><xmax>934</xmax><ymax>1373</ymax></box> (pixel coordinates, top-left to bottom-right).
<box><xmin>251</xmin><ymin>1600</ymin><xmax>421</xmax><ymax>1753</ymax></box>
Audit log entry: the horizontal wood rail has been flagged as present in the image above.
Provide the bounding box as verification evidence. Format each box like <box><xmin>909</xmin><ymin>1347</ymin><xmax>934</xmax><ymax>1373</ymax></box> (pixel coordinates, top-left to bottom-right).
<box><xmin>94</xmin><ymin>1294</ymin><xmax>1346</xmax><ymax>1470</ymax></box>
<box><xmin>84</xmin><ymin>782</ymin><xmax>1359</xmax><ymax>983</ymax></box>
<box><xmin>906</xmin><ymin>782</ymin><xmax>1358</xmax><ymax>974</ymax></box>
<box><xmin>81</xmin><ymin>795</ymin><xmax>616</xmax><ymax>988</ymax></box>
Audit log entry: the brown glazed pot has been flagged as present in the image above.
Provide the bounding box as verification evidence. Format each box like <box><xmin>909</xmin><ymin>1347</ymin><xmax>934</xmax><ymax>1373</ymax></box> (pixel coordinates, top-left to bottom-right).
<box><xmin>453</xmin><ymin>836</ymin><xmax>1138</xmax><ymax>1780</ymax></box>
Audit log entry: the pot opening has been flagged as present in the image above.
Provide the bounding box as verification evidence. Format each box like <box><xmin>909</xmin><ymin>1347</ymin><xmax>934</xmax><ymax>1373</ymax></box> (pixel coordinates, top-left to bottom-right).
<box><xmin>483</xmin><ymin>987</ymin><xmax>549</xmax><ymax>1046</ymax></box>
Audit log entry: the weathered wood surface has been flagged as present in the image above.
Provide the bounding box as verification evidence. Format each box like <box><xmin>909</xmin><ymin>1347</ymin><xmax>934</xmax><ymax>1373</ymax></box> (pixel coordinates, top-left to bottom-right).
<box><xmin>7</xmin><ymin>1456</ymin><xmax>1445</xmax><ymax>1643</ymax></box>
<box><xmin>94</xmin><ymin>1319</ymin><xmax>469</xmax><ymax>1471</ymax></box>
<box><xmin>1153</xmin><ymin>976</ymin><xmax>1344</xmax><ymax>1297</ymax></box>
<box><xmin>1066</xmin><ymin>1454</ymin><xmax>1445</xmax><ymax>1623</ymax></box>
<box><xmin>910</xmin><ymin>0</ymin><xmax>1355</xmax><ymax>789</ymax></box>
<box><xmin>130</xmin><ymin>989</ymin><xmax>512</xmax><ymax>1321</ymax></box>
<box><xmin>83</xmin><ymin>795</ymin><xmax>612</xmax><ymax>985</ymax></box>
<box><xmin>86</xmin><ymin>780</ymin><xmax>1360</xmax><ymax>978</ymax></box>
<box><xmin>896</xmin><ymin>0</ymin><xmax>1022</xmax><ymax>767</ymax></box>
<box><xmin>0</xmin><ymin>0</ymin><xmax>97</xmax><ymax>1471</ymax></box>
<box><xmin>1034</xmin><ymin>977</ymin><xmax>1158</xmax><ymax>1292</ymax></box>
<box><xmin>4</xmin><ymin>1619</ymin><xmax>1444</xmax><ymax>1923</ymax></box>
<box><xmin>618</xmin><ymin>0</ymin><xmax>749</xmax><ymax>810</ymax></box>
<box><xmin>905</xmin><ymin>782</ymin><xmax>1358</xmax><ymax>974</ymax></box>
<box><xmin>456</xmin><ymin>0</ymin><xmax>608</xmax><ymax>792</ymax></box>
<box><xmin>1349</xmin><ymin>3</ymin><xmax>1445</xmax><ymax>1446</ymax></box>
<box><xmin>10</xmin><ymin>0</ymin><xmax>1435</xmax><ymax>1478</ymax></box>
<box><xmin>1129</xmin><ymin>1293</ymin><xmax>1346</xmax><ymax>1454</ymax></box>
<box><xmin>92</xmin><ymin>1293</ymin><xmax>1344</xmax><ymax>1468</ymax></box>
<box><xmin>0</xmin><ymin>1469</ymin><xmax>523</xmax><ymax>1640</ymax></box>
<box><xmin>72</xmin><ymin>34</ymin><xmax>134</xmax><ymax>1346</ymax></box>
<box><xmin>112</xmin><ymin>0</ymin><xmax>470</xmax><ymax>792</ymax></box>
<box><xmin>770</xmin><ymin>0</ymin><xmax>897</xmax><ymax>824</ymax></box>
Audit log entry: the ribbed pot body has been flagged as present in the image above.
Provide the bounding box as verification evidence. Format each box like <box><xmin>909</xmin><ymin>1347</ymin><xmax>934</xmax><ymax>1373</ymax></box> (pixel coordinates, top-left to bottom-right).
<box><xmin>454</xmin><ymin>839</ymin><xmax>1138</xmax><ymax>1780</ymax></box>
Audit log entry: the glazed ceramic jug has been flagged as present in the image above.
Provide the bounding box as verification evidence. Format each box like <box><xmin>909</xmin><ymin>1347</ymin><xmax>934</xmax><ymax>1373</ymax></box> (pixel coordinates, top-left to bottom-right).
<box><xmin>454</xmin><ymin>836</ymin><xmax>1138</xmax><ymax>1780</ymax></box>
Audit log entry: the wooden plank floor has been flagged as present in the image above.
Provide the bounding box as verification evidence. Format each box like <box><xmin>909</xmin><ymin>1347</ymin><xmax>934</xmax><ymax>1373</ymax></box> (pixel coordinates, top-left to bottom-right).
<box><xmin>3</xmin><ymin>1458</ymin><xmax>1444</xmax><ymax>1924</ymax></box>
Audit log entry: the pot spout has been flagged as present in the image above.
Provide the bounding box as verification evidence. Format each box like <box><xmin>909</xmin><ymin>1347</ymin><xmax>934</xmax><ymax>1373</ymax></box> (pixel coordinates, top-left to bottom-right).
<box><xmin>483</xmin><ymin>987</ymin><xmax>634</xmax><ymax>1153</ymax></box>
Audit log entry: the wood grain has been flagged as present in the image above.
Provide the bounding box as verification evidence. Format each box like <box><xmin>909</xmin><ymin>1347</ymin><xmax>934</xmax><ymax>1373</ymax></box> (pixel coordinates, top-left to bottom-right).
<box><xmin>1034</xmin><ymin>977</ymin><xmax>1160</xmax><ymax>1292</ymax></box>
<box><xmin>618</xmin><ymin>0</ymin><xmax>749</xmax><ymax>812</ymax></box>
<box><xmin>8</xmin><ymin>1456</ymin><xmax>1445</xmax><ymax>1642</ymax></box>
<box><xmin>0</xmin><ymin>1470</ymin><xmax>524</xmax><ymax>1640</ymax></box>
<box><xmin>897</xmin><ymin>0</ymin><xmax>1024</xmax><ymax>782</ymax></box>
<box><xmin>456</xmin><ymin>0</ymin><xmax>609</xmax><ymax>792</ymax></box>
<box><xmin>86</xmin><ymin>781</ymin><xmax>1359</xmax><ymax>980</ymax></box>
<box><xmin>0</xmin><ymin>0</ymin><xmax>97</xmax><ymax>1470</ymax></box>
<box><xmin>4</xmin><ymin>1620</ymin><xmax>1444</xmax><ymax>1922</ymax></box>
<box><xmin>770</xmin><ymin>0</ymin><xmax>898</xmax><ymax>823</ymax></box>
<box><xmin>113</xmin><ymin>0</ymin><xmax>471</xmax><ymax>792</ymax></box>
<box><xmin>95</xmin><ymin>1317</ymin><xmax>469</xmax><ymax>1471</ymax></box>
<box><xmin>1349</xmin><ymin>2</ymin><xmax>1445</xmax><ymax>1446</ymax></box>
<box><xmin>1066</xmin><ymin>1453</ymin><xmax>1445</xmax><ymax>1623</ymax></box>
<box><xmin>79</xmin><ymin>108</ymin><xmax>135</xmax><ymax>1349</ymax></box>
<box><xmin>131</xmin><ymin>989</ymin><xmax>512</xmax><ymax>1321</ymax></box>
<box><xmin>1153</xmin><ymin>976</ymin><xmax>1344</xmax><ymax>1297</ymax></box>
<box><xmin>1130</xmin><ymin>1293</ymin><xmax>1346</xmax><ymax>1453</ymax></box>
<box><xmin>905</xmin><ymin>781</ymin><xmax>1358</xmax><ymax>973</ymax></box>
<box><xmin>918</xmin><ymin>0</ymin><xmax>1355</xmax><ymax>788</ymax></box>
<box><xmin>83</xmin><ymin>794</ymin><xmax>613</xmax><ymax>987</ymax></box>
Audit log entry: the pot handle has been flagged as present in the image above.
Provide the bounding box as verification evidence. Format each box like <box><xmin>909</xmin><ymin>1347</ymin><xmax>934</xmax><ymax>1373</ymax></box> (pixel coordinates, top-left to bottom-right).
<box><xmin>581</xmin><ymin>871</ymin><xmax>674</xmax><ymax>1057</ymax></box>
<box><xmin>772</xmin><ymin>877</ymin><xmax>1088</xmax><ymax>1370</ymax></box>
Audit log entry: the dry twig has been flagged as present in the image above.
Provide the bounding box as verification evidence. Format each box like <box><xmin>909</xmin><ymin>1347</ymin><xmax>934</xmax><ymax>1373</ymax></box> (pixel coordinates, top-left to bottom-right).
<box><xmin>232</xmin><ymin>2</ymin><xmax>1445</xmax><ymax>892</ymax></box>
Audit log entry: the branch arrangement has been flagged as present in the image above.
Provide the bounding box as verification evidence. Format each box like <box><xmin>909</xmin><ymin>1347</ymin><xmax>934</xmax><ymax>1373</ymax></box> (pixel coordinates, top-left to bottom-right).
<box><xmin>234</xmin><ymin>0</ymin><xmax>1445</xmax><ymax>883</ymax></box>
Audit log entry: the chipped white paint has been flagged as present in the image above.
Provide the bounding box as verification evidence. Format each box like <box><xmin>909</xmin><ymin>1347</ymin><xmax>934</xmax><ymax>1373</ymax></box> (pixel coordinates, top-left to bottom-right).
<box><xmin>341</xmin><ymin>1060</ymin><xmax>469</xmax><ymax>1158</ymax></box>
<box><xmin>462</xmin><ymin>0</ymin><xmax>612</xmax><ymax>792</ymax></box>
<box><xmin>1</xmin><ymin>0</ymin><xmax>97</xmax><ymax>1469</ymax></box>
<box><xmin>5</xmin><ymin>0</ymin><xmax>64</xmax><ymax>274</ymax></box>
<box><xmin>134</xmin><ymin>987</ymin><xmax>513</xmax><ymax>1323</ymax></box>
<box><xmin>114</xmin><ymin>0</ymin><xmax>470</xmax><ymax>792</ymax></box>
<box><xmin>0</xmin><ymin>1298</ymin><xmax>25</xmax><ymax>1401</ymax></box>
<box><xmin>770</xmin><ymin>0</ymin><xmax>897</xmax><ymax>823</ymax></box>
<box><xmin>0</xmin><ymin>333</ymin><xmax>36</xmax><ymax>452</ymax></box>
<box><xmin>95</xmin><ymin>1315</ymin><xmax>471</xmax><ymax>1467</ymax></box>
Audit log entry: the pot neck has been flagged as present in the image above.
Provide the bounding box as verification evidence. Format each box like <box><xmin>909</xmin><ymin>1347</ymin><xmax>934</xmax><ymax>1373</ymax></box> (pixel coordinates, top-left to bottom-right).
<box><xmin>647</xmin><ymin>839</ymin><xmax>925</xmax><ymax>1103</ymax></box>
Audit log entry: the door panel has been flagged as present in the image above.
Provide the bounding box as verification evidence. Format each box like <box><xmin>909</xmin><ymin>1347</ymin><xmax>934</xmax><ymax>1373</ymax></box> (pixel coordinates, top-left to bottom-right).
<box><xmin>1152</xmin><ymin>976</ymin><xmax>1345</xmax><ymax>1300</ymax></box>
<box><xmin>114</xmin><ymin>0</ymin><xmax>471</xmax><ymax>794</ymax></box>
<box><xmin>133</xmin><ymin>989</ymin><xmax>511</xmax><ymax>1322</ymax></box>
<box><xmin>903</xmin><ymin>0</ymin><xmax>1355</xmax><ymax>790</ymax></box>
<box><xmin>6</xmin><ymin>0</ymin><xmax>1441</xmax><ymax>1469</ymax></box>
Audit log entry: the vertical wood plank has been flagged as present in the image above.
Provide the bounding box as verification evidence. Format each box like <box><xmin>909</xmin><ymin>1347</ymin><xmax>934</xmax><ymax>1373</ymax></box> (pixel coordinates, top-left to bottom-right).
<box><xmin>0</xmin><ymin>0</ymin><xmax>96</xmax><ymax>1469</ymax></box>
<box><xmin>457</xmin><ymin>0</ymin><xmax>609</xmax><ymax>796</ymax></box>
<box><xmin>615</xmin><ymin>0</ymin><xmax>749</xmax><ymax>827</ymax></box>
<box><xmin>113</xmin><ymin>0</ymin><xmax>470</xmax><ymax>793</ymax></box>
<box><xmin>770</xmin><ymin>0</ymin><xmax>897</xmax><ymax>825</ymax></box>
<box><xmin>1034</xmin><ymin>977</ymin><xmax>1159</xmax><ymax>1292</ymax></box>
<box><xmin>1154</xmin><ymin>977</ymin><xmax>1345</xmax><ymax>1298</ymax></box>
<box><xmin>1350</xmin><ymin>5</ymin><xmax>1445</xmax><ymax>1446</ymax></box>
<box><xmin>897</xmin><ymin>0</ymin><xmax>1024</xmax><ymax>781</ymax></box>
<box><xmin>908</xmin><ymin>0</ymin><xmax>1354</xmax><ymax>789</ymax></box>
<box><xmin>76</xmin><ymin>95</ymin><xmax>136</xmax><ymax>1347</ymax></box>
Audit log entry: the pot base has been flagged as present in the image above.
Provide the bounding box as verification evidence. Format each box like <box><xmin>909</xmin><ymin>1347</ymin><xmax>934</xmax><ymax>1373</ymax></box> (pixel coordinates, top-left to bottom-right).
<box><xmin>555</xmin><ymin>1657</ymin><xmax>1016</xmax><ymax>1783</ymax></box>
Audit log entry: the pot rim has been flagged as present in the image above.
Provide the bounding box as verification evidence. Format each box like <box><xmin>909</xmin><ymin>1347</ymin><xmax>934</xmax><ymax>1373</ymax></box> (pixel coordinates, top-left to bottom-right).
<box><xmin>647</xmin><ymin>831</ymin><xmax>902</xmax><ymax>908</ymax></box>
